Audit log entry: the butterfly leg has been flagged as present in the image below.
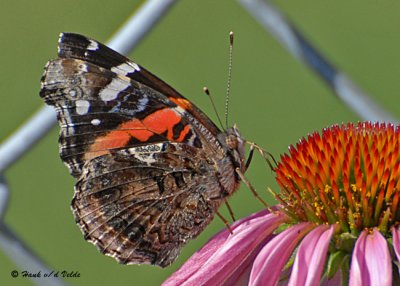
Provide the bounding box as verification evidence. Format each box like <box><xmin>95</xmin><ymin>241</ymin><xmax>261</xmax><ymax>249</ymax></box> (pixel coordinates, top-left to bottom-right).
<box><xmin>216</xmin><ymin>211</ymin><xmax>233</xmax><ymax>234</ymax></box>
<box><xmin>245</xmin><ymin>141</ymin><xmax>276</xmax><ymax>171</ymax></box>
<box><xmin>224</xmin><ymin>198</ymin><xmax>236</xmax><ymax>222</ymax></box>
<box><xmin>236</xmin><ymin>168</ymin><xmax>269</xmax><ymax>208</ymax></box>
<box><xmin>244</xmin><ymin>144</ymin><xmax>255</xmax><ymax>171</ymax></box>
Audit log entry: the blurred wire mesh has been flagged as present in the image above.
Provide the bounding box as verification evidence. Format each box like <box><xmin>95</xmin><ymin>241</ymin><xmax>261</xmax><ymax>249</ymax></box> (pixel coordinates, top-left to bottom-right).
<box><xmin>0</xmin><ymin>0</ymin><xmax>397</xmax><ymax>285</ymax></box>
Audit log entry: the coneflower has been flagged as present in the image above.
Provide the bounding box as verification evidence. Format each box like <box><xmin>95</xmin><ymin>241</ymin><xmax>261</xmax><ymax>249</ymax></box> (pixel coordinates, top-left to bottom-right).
<box><xmin>164</xmin><ymin>122</ymin><xmax>400</xmax><ymax>286</ymax></box>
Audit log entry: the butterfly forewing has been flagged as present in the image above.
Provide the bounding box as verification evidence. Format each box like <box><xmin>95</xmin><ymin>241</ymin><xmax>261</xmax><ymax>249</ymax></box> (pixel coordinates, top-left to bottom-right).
<box><xmin>57</xmin><ymin>33</ymin><xmax>221</xmax><ymax>137</ymax></box>
<box><xmin>41</xmin><ymin>58</ymin><xmax>181</xmax><ymax>177</ymax></box>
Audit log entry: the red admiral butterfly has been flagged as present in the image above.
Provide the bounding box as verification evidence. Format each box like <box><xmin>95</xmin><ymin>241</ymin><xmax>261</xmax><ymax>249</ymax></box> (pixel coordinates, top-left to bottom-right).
<box><xmin>40</xmin><ymin>33</ymin><xmax>252</xmax><ymax>267</ymax></box>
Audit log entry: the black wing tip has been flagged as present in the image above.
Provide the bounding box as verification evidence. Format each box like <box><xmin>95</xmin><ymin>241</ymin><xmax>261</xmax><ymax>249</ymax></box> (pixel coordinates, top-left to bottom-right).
<box><xmin>58</xmin><ymin>32</ymin><xmax>102</xmax><ymax>59</ymax></box>
<box><xmin>59</xmin><ymin>32</ymin><xmax>91</xmax><ymax>45</ymax></box>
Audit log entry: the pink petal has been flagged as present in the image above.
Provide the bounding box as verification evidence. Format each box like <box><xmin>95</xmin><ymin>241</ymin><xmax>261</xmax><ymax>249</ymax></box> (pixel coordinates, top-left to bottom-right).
<box><xmin>224</xmin><ymin>261</ymin><xmax>253</xmax><ymax>286</ymax></box>
<box><xmin>350</xmin><ymin>228</ymin><xmax>392</xmax><ymax>286</ymax></box>
<box><xmin>162</xmin><ymin>225</ymin><xmax>230</xmax><ymax>286</ymax></box>
<box><xmin>249</xmin><ymin>222</ymin><xmax>316</xmax><ymax>286</ymax></box>
<box><xmin>392</xmin><ymin>226</ymin><xmax>400</xmax><ymax>275</ymax></box>
<box><xmin>163</xmin><ymin>209</ymin><xmax>288</xmax><ymax>286</ymax></box>
<box><xmin>162</xmin><ymin>209</ymin><xmax>269</xmax><ymax>286</ymax></box>
<box><xmin>288</xmin><ymin>225</ymin><xmax>335</xmax><ymax>286</ymax></box>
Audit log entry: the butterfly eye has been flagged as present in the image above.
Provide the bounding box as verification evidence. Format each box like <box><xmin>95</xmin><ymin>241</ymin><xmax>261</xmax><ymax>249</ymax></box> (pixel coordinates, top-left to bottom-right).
<box><xmin>226</xmin><ymin>134</ymin><xmax>238</xmax><ymax>150</ymax></box>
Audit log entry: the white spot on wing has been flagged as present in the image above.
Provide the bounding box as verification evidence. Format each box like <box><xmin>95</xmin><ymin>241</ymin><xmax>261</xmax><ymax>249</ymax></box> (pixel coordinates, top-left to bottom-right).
<box><xmin>91</xmin><ymin>119</ymin><xmax>101</xmax><ymax>126</ymax></box>
<box><xmin>68</xmin><ymin>89</ymin><xmax>77</xmax><ymax>97</ymax></box>
<box><xmin>123</xmin><ymin>144</ymin><xmax>166</xmax><ymax>165</ymax></box>
<box><xmin>78</xmin><ymin>63</ymin><xmax>89</xmax><ymax>72</ymax></box>
<box><xmin>187</xmin><ymin>132</ymin><xmax>197</xmax><ymax>146</ymax></box>
<box><xmin>111</xmin><ymin>62</ymin><xmax>140</xmax><ymax>75</ymax></box>
<box><xmin>174</xmin><ymin>106</ymin><xmax>186</xmax><ymax>115</ymax></box>
<box><xmin>60</xmin><ymin>105</ymin><xmax>75</xmax><ymax>135</ymax></box>
<box><xmin>87</xmin><ymin>39</ymin><xmax>99</xmax><ymax>51</ymax></box>
<box><xmin>75</xmin><ymin>100</ymin><xmax>90</xmax><ymax>115</ymax></box>
<box><xmin>136</xmin><ymin>96</ymin><xmax>148</xmax><ymax>112</ymax></box>
<box><xmin>99</xmin><ymin>77</ymin><xmax>130</xmax><ymax>102</ymax></box>
<box><xmin>134</xmin><ymin>153</ymin><xmax>157</xmax><ymax>165</ymax></box>
<box><xmin>57</xmin><ymin>33</ymin><xmax>64</xmax><ymax>54</ymax></box>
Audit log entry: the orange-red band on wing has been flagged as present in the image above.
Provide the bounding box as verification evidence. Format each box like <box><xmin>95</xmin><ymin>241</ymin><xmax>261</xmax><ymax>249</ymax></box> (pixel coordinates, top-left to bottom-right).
<box><xmin>85</xmin><ymin>108</ymin><xmax>190</xmax><ymax>160</ymax></box>
<box><xmin>169</xmin><ymin>97</ymin><xmax>192</xmax><ymax>110</ymax></box>
<box><xmin>141</xmin><ymin>108</ymin><xmax>181</xmax><ymax>140</ymax></box>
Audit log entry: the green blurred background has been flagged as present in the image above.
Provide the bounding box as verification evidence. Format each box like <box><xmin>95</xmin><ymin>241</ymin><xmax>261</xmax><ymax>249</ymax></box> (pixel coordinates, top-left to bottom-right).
<box><xmin>1</xmin><ymin>0</ymin><xmax>400</xmax><ymax>285</ymax></box>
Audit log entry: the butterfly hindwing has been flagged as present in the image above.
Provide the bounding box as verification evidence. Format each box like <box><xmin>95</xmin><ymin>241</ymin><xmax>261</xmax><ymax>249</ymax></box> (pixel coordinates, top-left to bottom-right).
<box><xmin>72</xmin><ymin>142</ymin><xmax>227</xmax><ymax>267</ymax></box>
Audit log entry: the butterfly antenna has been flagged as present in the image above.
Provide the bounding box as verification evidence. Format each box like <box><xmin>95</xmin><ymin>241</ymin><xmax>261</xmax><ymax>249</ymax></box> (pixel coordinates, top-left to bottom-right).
<box><xmin>224</xmin><ymin>31</ymin><xmax>234</xmax><ymax>129</ymax></box>
<box><xmin>203</xmin><ymin>87</ymin><xmax>225</xmax><ymax>131</ymax></box>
